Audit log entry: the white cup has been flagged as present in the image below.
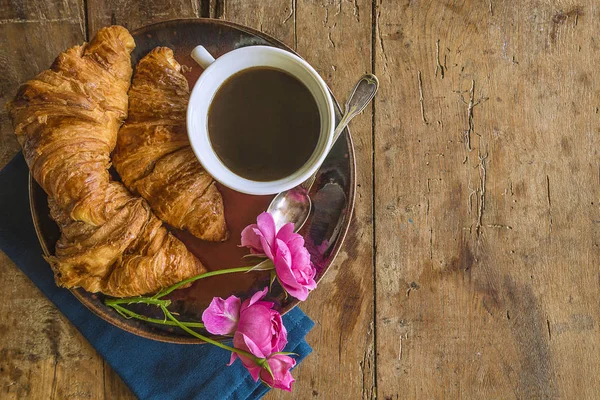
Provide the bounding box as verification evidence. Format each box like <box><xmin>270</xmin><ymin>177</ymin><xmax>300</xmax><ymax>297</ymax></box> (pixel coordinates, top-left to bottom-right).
<box><xmin>187</xmin><ymin>45</ymin><xmax>335</xmax><ymax>195</ymax></box>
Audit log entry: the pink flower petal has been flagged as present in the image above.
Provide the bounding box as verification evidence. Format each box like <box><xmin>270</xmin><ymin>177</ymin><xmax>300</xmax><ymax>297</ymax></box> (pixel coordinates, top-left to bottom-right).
<box><xmin>229</xmin><ymin>341</ymin><xmax>263</xmax><ymax>382</ymax></box>
<box><xmin>256</xmin><ymin>212</ymin><xmax>277</xmax><ymax>259</ymax></box>
<box><xmin>232</xmin><ymin>332</ymin><xmax>253</xmax><ymax>361</ymax></box>
<box><xmin>227</xmin><ymin>351</ymin><xmax>238</xmax><ymax>366</ymax></box>
<box><xmin>202</xmin><ymin>295</ymin><xmax>241</xmax><ymax>335</ymax></box>
<box><xmin>270</xmin><ymin>310</ymin><xmax>288</xmax><ymax>352</ymax></box>
<box><xmin>246</xmin><ymin>364</ymin><xmax>262</xmax><ymax>381</ymax></box>
<box><xmin>275</xmin><ymin>222</ymin><xmax>295</xmax><ymax>243</ymax></box>
<box><xmin>241</xmin><ymin>212</ymin><xmax>317</xmax><ymax>303</ymax></box>
<box><xmin>245</xmin><ymin>287</ymin><xmax>268</xmax><ymax>308</ymax></box>
<box><xmin>274</xmin><ymin>239</ymin><xmax>292</xmax><ymax>267</ymax></box>
<box><xmin>284</xmin><ymin>233</ymin><xmax>306</xmax><ymax>251</ymax></box>
<box><xmin>274</xmin><ymin>243</ymin><xmax>310</xmax><ymax>300</ymax></box>
<box><xmin>256</xmin><ymin>212</ymin><xmax>277</xmax><ymax>237</ymax></box>
<box><xmin>242</xmin><ymin>333</ymin><xmax>268</xmax><ymax>359</ymax></box>
<box><xmin>290</xmin><ymin>245</ymin><xmax>311</xmax><ymax>271</ymax></box>
<box><xmin>225</xmin><ymin>286</ymin><xmax>292</xmax><ymax>387</ymax></box>
<box><xmin>240</xmin><ymin>224</ymin><xmax>263</xmax><ymax>254</ymax></box>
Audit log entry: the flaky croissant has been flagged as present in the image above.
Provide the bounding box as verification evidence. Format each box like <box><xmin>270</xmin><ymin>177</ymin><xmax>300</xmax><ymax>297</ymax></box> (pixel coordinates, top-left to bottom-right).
<box><xmin>113</xmin><ymin>47</ymin><xmax>229</xmax><ymax>242</ymax></box>
<box><xmin>47</xmin><ymin>183</ymin><xmax>204</xmax><ymax>297</ymax></box>
<box><xmin>7</xmin><ymin>26</ymin><xmax>205</xmax><ymax>297</ymax></box>
<box><xmin>9</xmin><ymin>26</ymin><xmax>134</xmax><ymax>226</ymax></box>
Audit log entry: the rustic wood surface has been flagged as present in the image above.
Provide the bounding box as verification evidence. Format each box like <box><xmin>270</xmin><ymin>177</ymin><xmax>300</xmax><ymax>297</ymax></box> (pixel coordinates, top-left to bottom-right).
<box><xmin>1</xmin><ymin>0</ymin><xmax>599</xmax><ymax>398</ymax></box>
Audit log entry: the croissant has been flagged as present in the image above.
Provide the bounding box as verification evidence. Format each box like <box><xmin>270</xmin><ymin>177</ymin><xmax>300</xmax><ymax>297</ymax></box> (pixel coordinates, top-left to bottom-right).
<box><xmin>9</xmin><ymin>26</ymin><xmax>134</xmax><ymax>226</ymax></box>
<box><xmin>113</xmin><ymin>47</ymin><xmax>229</xmax><ymax>242</ymax></box>
<box><xmin>7</xmin><ymin>26</ymin><xmax>205</xmax><ymax>297</ymax></box>
<box><xmin>47</xmin><ymin>183</ymin><xmax>204</xmax><ymax>297</ymax></box>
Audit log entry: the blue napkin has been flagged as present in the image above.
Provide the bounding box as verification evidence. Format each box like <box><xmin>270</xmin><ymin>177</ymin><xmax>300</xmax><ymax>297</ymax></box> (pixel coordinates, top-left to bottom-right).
<box><xmin>0</xmin><ymin>153</ymin><xmax>314</xmax><ymax>400</ymax></box>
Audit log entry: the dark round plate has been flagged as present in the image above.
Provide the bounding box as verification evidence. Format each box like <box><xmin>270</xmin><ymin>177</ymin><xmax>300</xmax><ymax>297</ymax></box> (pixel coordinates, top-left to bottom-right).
<box><xmin>29</xmin><ymin>18</ymin><xmax>355</xmax><ymax>344</ymax></box>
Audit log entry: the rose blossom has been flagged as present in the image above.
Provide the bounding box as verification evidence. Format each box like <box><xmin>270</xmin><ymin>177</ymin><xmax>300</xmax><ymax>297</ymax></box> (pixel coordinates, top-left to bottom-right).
<box><xmin>202</xmin><ymin>288</ymin><xmax>294</xmax><ymax>390</ymax></box>
<box><xmin>228</xmin><ymin>288</ymin><xmax>287</xmax><ymax>368</ymax></box>
<box><xmin>234</xmin><ymin>353</ymin><xmax>296</xmax><ymax>392</ymax></box>
<box><xmin>203</xmin><ymin>288</ymin><xmax>287</xmax><ymax>358</ymax></box>
<box><xmin>241</xmin><ymin>212</ymin><xmax>317</xmax><ymax>300</ymax></box>
<box><xmin>259</xmin><ymin>354</ymin><xmax>296</xmax><ymax>391</ymax></box>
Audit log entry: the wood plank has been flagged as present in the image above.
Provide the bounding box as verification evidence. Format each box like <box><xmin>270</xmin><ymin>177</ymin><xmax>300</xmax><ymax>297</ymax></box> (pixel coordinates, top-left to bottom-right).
<box><xmin>374</xmin><ymin>0</ymin><xmax>600</xmax><ymax>398</ymax></box>
<box><xmin>215</xmin><ymin>0</ymin><xmax>294</xmax><ymax>46</ymax></box>
<box><xmin>286</xmin><ymin>1</ymin><xmax>374</xmax><ymax>398</ymax></box>
<box><xmin>0</xmin><ymin>2</ymin><xmax>109</xmax><ymax>399</ymax></box>
<box><xmin>220</xmin><ymin>0</ymin><xmax>375</xmax><ymax>398</ymax></box>
<box><xmin>87</xmin><ymin>0</ymin><xmax>201</xmax><ymax>37</ymax></box>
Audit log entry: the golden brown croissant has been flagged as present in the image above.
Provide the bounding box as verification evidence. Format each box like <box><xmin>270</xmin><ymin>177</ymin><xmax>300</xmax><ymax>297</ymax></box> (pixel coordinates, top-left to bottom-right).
<box><xmin>47</xmin><ymin>183</ymin><xmax>204</xmax><ymax>297</ymax></box>
<box><xmin>113</xmin><ymin>47</ymin><xmax>229</xmax><ymax>242</ymax></box>
<box><xmin>7</xmin><ymin>27</ymin><xmax>206</xmax><ymax>297</ymax></box>
<box><xmin>9</xmin><ymin>26</ymin><xmax>134</xmax><ymax>226</ymax></box>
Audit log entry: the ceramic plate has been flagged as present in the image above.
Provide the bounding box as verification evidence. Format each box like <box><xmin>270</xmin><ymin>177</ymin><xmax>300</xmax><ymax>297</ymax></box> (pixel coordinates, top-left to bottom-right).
<box><xmin>29</xmin><ymin>18</ymin><xmax>355</xmax><ymax>344</ymax></box>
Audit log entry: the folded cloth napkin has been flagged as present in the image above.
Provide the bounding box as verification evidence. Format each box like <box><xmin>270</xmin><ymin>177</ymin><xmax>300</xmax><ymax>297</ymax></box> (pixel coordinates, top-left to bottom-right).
<box><xmin>0</xmin><ymin>153</ymin><xmax>314</xmax><ymax>400</ymax></box>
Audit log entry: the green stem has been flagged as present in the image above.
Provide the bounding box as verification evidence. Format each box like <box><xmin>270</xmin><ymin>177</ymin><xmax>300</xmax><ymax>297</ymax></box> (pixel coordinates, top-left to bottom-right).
<box><xmin>103</xmin><ymin>265</ymin><xmax>269</xmax><ymax>365</ymax></box>
<box><xmin>109</xmin><ymin>304</ymin><xmax>204</xmax><ymax>328</ymax></box>
<box><xmin>160</xmin><ymin>305</ymin><xmax>260</xmax><ymax>362</ymax></box>
<box><xmin>105</xmin><ymin>297</ymin><xmax>171</xmax><ymax>307</ymax></box>
<box><xmin>153</xmin><ymin>266</ymin><xmax>255</xmax><ymax>299</ymax></box>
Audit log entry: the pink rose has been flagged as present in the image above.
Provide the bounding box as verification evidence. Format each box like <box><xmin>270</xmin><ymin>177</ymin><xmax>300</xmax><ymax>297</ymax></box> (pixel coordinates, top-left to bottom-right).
<box><xmin>241</xmin><ymin>212</ymin><xmax>317</xmax><ymax>301</ymax></box>
<box><xmin>202</xmin><ymin>295</ymin><xmax>241</xmax><ymax>335</ymax></box>
<box><xmin>235</xmin><ymin>353</ymin><xmax>296</xmax><ymax>392</ymax></box>
<box><xmin>228</xmin><ymin>288</ymin><xmax>288</xmax><ymax>370</ymax></box>
<box><xmin>260</xmin><ymin>354</ymin><xmax>296</xmax><ymax>391</ymax></box>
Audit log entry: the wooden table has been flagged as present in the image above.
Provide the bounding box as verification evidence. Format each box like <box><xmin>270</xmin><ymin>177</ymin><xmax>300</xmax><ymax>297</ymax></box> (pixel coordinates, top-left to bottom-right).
<box><xmin>1</xmin><ymin>1</ymin><xmax>599</xmax><ymax>398</ymax></box>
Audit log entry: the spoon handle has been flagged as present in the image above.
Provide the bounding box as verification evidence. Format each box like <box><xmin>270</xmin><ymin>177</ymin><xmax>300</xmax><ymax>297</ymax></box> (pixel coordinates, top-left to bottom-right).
<box><xmin>301</xmin><ymin>74</ymin><xmax>379</xmax><ymax>191</ymax></box>
<box><xmin>333</xmin><ymin>74</ymin><xmax>379</xmax><ymax>143</ymax></box>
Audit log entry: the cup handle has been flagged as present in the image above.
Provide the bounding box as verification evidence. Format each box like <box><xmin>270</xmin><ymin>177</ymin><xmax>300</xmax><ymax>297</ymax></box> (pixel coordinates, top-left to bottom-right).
<box><xmin>191</xmin><ymin>45</ymin><xmax>216</xmax><ymax>69</ymax></box>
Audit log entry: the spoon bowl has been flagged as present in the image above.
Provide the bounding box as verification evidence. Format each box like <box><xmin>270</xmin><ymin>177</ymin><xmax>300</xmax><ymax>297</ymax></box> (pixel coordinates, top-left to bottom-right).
<box><xmin>269</xmin><ymin>186</ymin><xmax>313</xmax><ymax>231</ymax></box>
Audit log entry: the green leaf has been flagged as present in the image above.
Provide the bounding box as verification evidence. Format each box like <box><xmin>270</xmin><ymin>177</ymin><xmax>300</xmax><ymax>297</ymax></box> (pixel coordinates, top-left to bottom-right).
<box><xmin>271</xmin><ymin>352</ymin><xmax>298</xmax><ymax>357</ymax></box>
<box><xmin>259</xmin><ymin>359</ymin><xmax>275</xmax><ymax>379</ymax></box>
<box><xmin>241</xmin><ymin>253</ymin><xmax>268</xmax><ymax>260</ymax></box>
<box><xmin>269</xmin><ymin>270</ymin><xmax>277</xmax><ymax>291</ymax></box>
<box><xmin>245</xmin><ymin>259</ymin><xmax>275</xmax><ymax>273</ymax></box>
<box><xmin>259</xmin><ymin>378</ymin><xmax>274</xmax><ymax>389</ymax></box>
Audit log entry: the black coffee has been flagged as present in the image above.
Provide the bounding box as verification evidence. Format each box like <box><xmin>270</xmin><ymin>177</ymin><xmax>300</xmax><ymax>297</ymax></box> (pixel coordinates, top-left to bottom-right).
<box><xmin>208</xmin><ymin>67</ymin><xmax>321</xmax><ymax>182</ymax></box>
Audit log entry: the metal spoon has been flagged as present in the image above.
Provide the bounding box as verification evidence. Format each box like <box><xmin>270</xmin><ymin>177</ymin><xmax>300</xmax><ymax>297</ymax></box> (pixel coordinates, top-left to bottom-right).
<box><xmin>268</xmin><ymin>74</ymin><xmax>379</xmax><ymax>231</ymax></box>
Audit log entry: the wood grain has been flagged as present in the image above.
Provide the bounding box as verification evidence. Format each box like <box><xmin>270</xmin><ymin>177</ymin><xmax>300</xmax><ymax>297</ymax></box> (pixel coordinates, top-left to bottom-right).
<box><xmin>374</xmin><ymin>0</ymin><xmax>600</xmax><ymax>398</ymax></box>
<box><xmin>86</xmin><ymin>0</ymin><xmax>201</xmax><ymax>37</ymax></box>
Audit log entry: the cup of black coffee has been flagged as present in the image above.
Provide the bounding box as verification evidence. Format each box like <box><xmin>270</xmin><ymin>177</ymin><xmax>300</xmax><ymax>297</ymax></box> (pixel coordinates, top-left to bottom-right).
<box><xmin>187</xmin><ymin>45</ymin><xmax>335</xmax><ymax>195</ymax></box>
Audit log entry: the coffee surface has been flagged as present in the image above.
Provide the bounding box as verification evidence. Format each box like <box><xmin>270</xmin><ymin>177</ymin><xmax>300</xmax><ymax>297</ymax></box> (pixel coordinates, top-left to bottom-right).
<box><xmin>208</xmin><ymin>67</ymin><xmax>321</xmax><ymax>181</ymax></box>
